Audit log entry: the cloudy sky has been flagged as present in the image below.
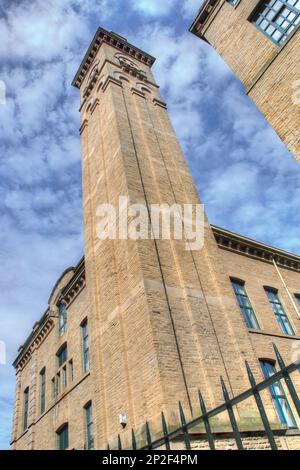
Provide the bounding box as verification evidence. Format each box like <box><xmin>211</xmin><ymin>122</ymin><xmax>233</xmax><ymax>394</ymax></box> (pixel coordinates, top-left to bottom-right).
<box><xmin>0</xmin><ymin>0</ymin><xmax>299</xmax><ymax>449</ymax></box>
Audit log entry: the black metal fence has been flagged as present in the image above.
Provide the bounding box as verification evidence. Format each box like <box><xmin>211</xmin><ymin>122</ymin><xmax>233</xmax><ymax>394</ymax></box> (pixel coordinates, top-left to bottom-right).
<box><xmin>109</xmin><ymin>345</ymin><xmax>300</xmax><ymax>451</ymax></box>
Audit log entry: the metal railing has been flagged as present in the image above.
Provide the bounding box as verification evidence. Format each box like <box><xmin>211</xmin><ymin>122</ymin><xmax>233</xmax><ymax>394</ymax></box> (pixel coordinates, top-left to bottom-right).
<box><xmin>109</xmin><ymin>345</ymin><xmax>300</xmax><ymax>451</ymax></box>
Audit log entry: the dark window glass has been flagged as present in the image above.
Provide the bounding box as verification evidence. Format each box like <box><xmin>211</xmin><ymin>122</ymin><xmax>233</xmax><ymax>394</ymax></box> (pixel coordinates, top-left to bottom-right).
<box><xmin>231</xmin><ymin>280</ymin><xmax>260</xmax><ymax>329</ymax></box>
<box><xmin>265</xmin><ymin>288</ymin><xmax>295</xmax><ymax>335</ymax></box>
<box><xmin>260</xmin><ymin>361</ymin><xmax>296</xmax><ymax>428</ymax></box>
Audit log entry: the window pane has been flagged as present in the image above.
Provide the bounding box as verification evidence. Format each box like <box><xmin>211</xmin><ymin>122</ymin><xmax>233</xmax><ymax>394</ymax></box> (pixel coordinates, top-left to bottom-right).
<box><xmin>231</xmin><ymin>280</ymin><xmax>260</xmax><ymax>329</ymax></box>
<box><xmin>40</xmin><ymin>369</ymin><xmax>46</xmax><ymax>415</ymax></box>
<box><xmin>85</xmin><ymin>403</ymin><xmax>94</xmax><ymax>450</ymax></box>
<box><xmin>260</xmin><ymin>361</ymin><xmax>296</xmax><ymax>428</ymax></box>
<box><xmin>265</xmin><ymin>288</ymin><xmax>295</xmax><ymax>335</ymax></box>
<box><xmin>252</xmin><ymin>0</ymin><xmax>300</xmax><ymax>44</ymax></box>
<box><xmin>23</xmin><ymin>388</ymin><xmax>29</xmax><ymax>430</ymax></box>
<box><xmin>57</xmin><ymin>425</ymin><xmax>69</xmax><ymax>450</ymax></box>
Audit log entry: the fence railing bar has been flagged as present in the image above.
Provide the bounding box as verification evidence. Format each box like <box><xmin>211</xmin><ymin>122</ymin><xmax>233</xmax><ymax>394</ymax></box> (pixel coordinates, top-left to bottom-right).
<box><xmin>179</xmin><ymin>402</ymin><xmax>192</xmax><ymax>450</ymax></box>
<box><xmin>132</xmin><ymin>429</ymin><xmax>137</xmax><ymax>450</ymax></box>
<box><xmin>273</xmin><ymin>344</ymin><xmax>300</xmax><ymax>418</ymax></box>
<box><xmin>198</xmin><ymin>390</ymin><xmax>215</xmax><ymax>450</ymax></box>
<box><xmin>146</xmin><ymin>422</ymin><xmax>153</xmax><ymax>450</ymax></box>
<box><xmin>221</xmin><ymin>377</ymin><xmax>244</xmax><ymax>450</ymax></box>
<box><xmin>161</xmin><ymin>412</ymin><xmax>171</xmax><ymax>450</ymax></box>
<box><xmin>246</xmin><ymin>361</ymin><xmax>278</xmax><ymax>450</ymax></box>
<box><xmin>129</xmin><ymin>356</ymin><xmax>300</xmax><ymax>451</ymax></box>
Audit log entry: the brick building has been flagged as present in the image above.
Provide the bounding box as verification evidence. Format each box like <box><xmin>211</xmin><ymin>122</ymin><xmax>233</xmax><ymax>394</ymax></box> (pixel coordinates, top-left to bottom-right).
<box><xmin>11</xmin><ymin>29</ymin><xmax>300</xmax><ymax>450</ymax></box>
<box><xmin>190</xmin><ymin>0</ymin><xmax>300</xmax><ymax>163</ymax></box>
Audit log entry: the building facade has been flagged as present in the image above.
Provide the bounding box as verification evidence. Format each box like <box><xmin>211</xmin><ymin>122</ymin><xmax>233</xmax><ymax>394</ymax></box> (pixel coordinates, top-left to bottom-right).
<box><xmin>11</xmin><ymin>29</ymin><xmax>300</xmax><ymax>450</ymax></box>
<box><xmin>190</xmin><ymin>0</ymin><xmax>300</xmax><ymax>163</ymax></box>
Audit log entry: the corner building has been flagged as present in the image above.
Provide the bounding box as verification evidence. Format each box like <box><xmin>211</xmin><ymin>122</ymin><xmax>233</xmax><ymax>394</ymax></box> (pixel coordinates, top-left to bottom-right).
<box><xmin>11</xmin><ymin>29</ymin><xmax>300</xmax><ymax>450</ymax></box>
<box><xmin>190</xmin><ymin>0</ymin><xmax>300</xmax><ymax>163</ymax></box>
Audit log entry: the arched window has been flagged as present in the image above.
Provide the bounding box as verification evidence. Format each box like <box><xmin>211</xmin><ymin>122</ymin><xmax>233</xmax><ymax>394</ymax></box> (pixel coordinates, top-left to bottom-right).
<box><xmin>230</xmin><ymin>278</ymin><xmax>260</xmax><ymax>329</ymax></box>
<box><xmin>264</xmin><ymin>287</ymin><xmax>295</xmax><ymax>336</ymax></box>
<box><xmin>260</xmin><ymin>360</ymin><xmax>296</xmax><ymax>428</ymax></box>
<box><xmin>57</xmin><ymin>423</ymin><xmax>69</xmax><ymax>450</ymax></box>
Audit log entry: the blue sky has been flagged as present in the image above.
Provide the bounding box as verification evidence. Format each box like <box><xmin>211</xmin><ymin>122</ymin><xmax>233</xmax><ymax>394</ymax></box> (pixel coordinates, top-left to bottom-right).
<box><xmin>0</xmin><ymin>0</ymin><xmax>299</xmax><ymax>450</ymax></box>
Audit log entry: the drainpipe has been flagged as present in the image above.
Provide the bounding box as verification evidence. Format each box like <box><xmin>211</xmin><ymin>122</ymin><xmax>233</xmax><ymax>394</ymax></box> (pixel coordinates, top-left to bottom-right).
<box><xmin>272</xmin><ymin>257</ymin><xmax>300</xmax><ymax>319</ymax></box>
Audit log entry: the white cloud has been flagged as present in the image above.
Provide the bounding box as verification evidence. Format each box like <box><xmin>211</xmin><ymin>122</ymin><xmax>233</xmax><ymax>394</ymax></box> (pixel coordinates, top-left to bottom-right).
<box><xmin>130</xmin><ymin>0</ymin><xmax>174</xmax><ymax>16</ymax></box>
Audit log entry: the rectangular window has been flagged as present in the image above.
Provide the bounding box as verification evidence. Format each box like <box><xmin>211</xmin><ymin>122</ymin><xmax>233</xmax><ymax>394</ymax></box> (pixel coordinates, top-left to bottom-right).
<box><xmin>85</xmin><ymin>403</ymin><xmax>94</xmax><ymax>450</ymax></box>
<box><xmin>52</xmin><ymin>377</ymin><xmax>56</xmax><ymax>399</ymax></box>
<box><xmin>57</xmin><ymin>424</ymin><xmax>69</xmax><ymax>450</ymax></box>
<box><xmin>231</xmin><ymin>280</ymin><xmax>260</xmax><ymax>329</ymax></box>
<box><xmin>57</xmin><ymin>344</ymin><xmax>68</xmax><ymax>367</ymax></box>
<box><xmin>260</xmin><ymin>361</ymin><xmax>296</xmax><ymax>428</ymax></box>
<box><xmin>265</xmin><ymin>288</ymin><xmax>295</xmax><ymax>335</ymax></box>
<box><xmin>40</xmin><ymin>368</ymin><xmax>46</xmax><ymax>415</ymax></box>
<box><xmin>56</xmin><ymin>373</ymin><xmax>61</xmax><ymax>397</ymax></box>
<box><xmin>63</xmin><ymin>366</ymin><xmax>67</xmax><ymax>389</ymax></box>
<box><xmin>295</xmin><ymin>294</ymin><xmax>300</xmax><ymax>307</ymax></box>
<box><xmin>81</xmin><ymin>320</ymin><xmax>90</xmax><ymax>373</ymax></box>
<box><xmin>227</xmin><ymin>0</ymin><xmax>239</xmax><ymax>5</ymax></box>
<box><xmin>58</xmin><ymin>305</ymin><xmax>67</xmax><ymax>336</ymax></box>
<box><xmin>23</xmin><ymin>387</ymin><xmax>29</xmax><ymax>431</ymax></box>
<box><xmin>252</xmin><ymin>0</ymin><xmax>300</xmax><ymax>45</ymax></box>
<box><xmin>69</xmin><ymin>360</ymin><xmax>74</xmax><ymax>383</ymax></box>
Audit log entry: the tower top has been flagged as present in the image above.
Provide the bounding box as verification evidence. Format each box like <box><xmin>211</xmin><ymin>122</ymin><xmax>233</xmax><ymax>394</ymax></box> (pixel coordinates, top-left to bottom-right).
<box><xmin>72</xmin><ymin>27</ymin><xmax>156</xmax><ymax>89</ymax></box>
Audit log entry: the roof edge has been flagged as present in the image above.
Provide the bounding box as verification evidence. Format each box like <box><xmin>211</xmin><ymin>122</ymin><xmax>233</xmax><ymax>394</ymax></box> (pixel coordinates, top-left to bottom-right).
<box><xmin>72</xmin><ymin>28</ymin><xmax>156</xmax><ymax>89</ymax></box>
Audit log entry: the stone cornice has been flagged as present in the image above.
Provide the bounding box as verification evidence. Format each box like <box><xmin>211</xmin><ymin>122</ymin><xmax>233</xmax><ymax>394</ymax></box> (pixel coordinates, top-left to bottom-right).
<box><xmin>212</xmin><ymin>225</ymin><xmax>300</xmax><ymax>272</ymax></box>
<box><xmin>189</xmin><ymin>0</ymin><xmax>222</xmax><ymax>37</ymax></box>
<box><xmin>72</xmin><ymin>28</ymin><xmax>156</xmax><ymax>89</ymax></box>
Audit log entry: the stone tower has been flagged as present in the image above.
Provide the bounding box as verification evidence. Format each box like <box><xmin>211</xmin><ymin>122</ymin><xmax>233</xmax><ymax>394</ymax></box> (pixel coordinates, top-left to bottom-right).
<box><xmin>72</xmin><ymin>28</ymin><xmax>262</xmax><ymax>447</ymax></box>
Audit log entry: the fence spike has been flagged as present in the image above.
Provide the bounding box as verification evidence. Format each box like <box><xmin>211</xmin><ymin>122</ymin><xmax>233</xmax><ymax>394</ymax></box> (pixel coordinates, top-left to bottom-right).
<box><xmin>179</xmin><ymin>401</ymin><xmax>191</xmax><ymax>450</ymax></box>
<box><xmin>220</xmin><ymin>377</ymin><xmax>244</xmax><ymax>450</ymax></box>
<box><xmin>245</xmin><ymin>361</ymin><xmax>278</xmax><ymax>450</ymax></box>
<box><xmin>198</xmin><ymin>390</ymin><xmax>215</xmax><ymax>450</ymax></box>
<box><xmin>131</xmin><ymin>429</ymin><xmax>137</xmax><ymax>450</ymax></box>
<box><xmin>273</xmin><ymin>344</ymin><xmax>300</xmax><ymax>418</ymax></box>
<box><xmin>161</xmin><ymin>412</ymin><xmax>171</xmax><ymax>450</ymax></box>
<box><xmin>118</xmin><ymin>434</ymin><xmax>122</xmax><ymax>450</ymax></box>
<box><xmin>145</xmin><ymin>421</ymin><xmax>152</xmax><ymax>450</ymax></box>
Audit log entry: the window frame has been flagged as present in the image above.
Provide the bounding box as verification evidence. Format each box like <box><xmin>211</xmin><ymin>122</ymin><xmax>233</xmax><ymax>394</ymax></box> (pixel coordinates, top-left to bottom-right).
<box><xmin>251</xmin><ymin>0</ymin><xmax>300</xmax><ymax>45</ymax></box>
<box><xmin>23</xmin><ymin>387</ymin><xmax>29</xmax><ymax>431</ymax></box>
<box><xmin>231</xmin><ymin>279</ymin><xmax>260</xmax><ymax>329</ymax></box>
<box><xmin>40</xmin><ymin>368</ymin><xmax>46</xmax><ymax>415</ymax></box>
<box><xmin>57</xmin><ymin>423</ymin><xmax>69</xmax><ymax>450</ymax></box>
<box><xmin>81</xmin><ymin>319</ymin><xmax>90</xmax><ymax>374</ymax></box>
<box><xmin>84</xmin><ymin>402</ymin><xmax>94</xmax><ymax>450</ymax></box>
<box><xmin>57</xmin><ymin>343</ymin><xmax>68</xmax><ymax>368</ymax></box>
<box><xmin>264</xmin><ymin>287</ymin><xmax>295</xmax><ymax>335</ymax></box>
<box><xmin>58</xmin><ymin>304</ymin><xmax>67</xmax><ymax>336</ymax></box>
<box><xmin>260</xmin><ymin>360</ymin><xmax>297</xmax><ymax>428</ymax></box>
